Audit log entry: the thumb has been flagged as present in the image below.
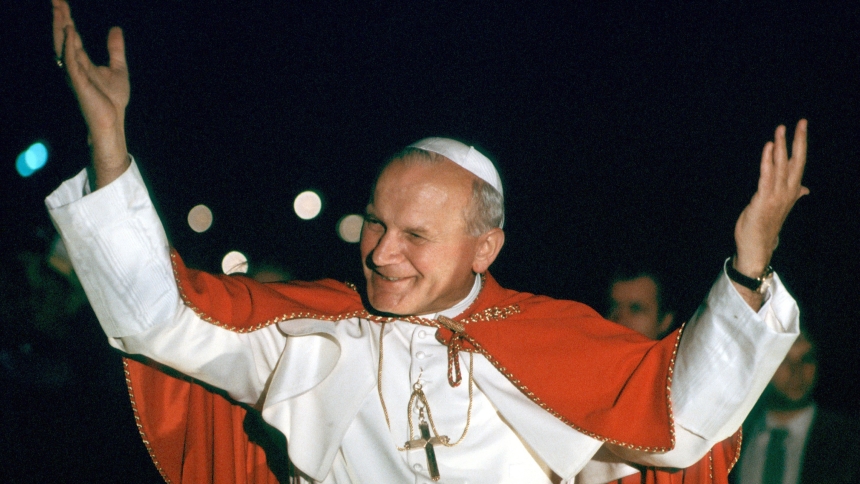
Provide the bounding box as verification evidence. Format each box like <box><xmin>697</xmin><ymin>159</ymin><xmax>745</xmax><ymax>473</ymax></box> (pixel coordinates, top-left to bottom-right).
<box><xmin>107</xmin><ymin>27</ymin><xmax>127</xmax><ymax>71</ymax></box>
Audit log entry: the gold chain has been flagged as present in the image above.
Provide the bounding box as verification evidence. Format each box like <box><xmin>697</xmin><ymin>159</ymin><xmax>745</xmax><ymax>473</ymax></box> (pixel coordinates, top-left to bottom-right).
<box><xmin>377</xmin><ymin>321</ymin><xmax>474</xmax><ymax>451</ymax></box>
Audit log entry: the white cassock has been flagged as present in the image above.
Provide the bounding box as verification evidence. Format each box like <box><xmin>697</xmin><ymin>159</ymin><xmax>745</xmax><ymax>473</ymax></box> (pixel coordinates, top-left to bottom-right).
<box><xmin>46</xmin><ymin>161</ymin><xmax>800</xmax><ymax>484</ymax></box>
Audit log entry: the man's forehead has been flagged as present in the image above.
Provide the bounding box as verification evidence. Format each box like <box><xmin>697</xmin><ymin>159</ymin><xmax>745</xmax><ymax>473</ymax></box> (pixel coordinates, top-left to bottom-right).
<box><xmin>612</xmin><ymin>277</ymin><xmax>659</xmax><ymax>299</ymax></box>
<box><xmin>369</xmin><ymin>162</ymin><xmax>472</xmax><ymax>223</ymax></box>
<box><xmin>376</xmin><ymin>156</ymin><xmax>474</xmax><ymax>194</ymax></box>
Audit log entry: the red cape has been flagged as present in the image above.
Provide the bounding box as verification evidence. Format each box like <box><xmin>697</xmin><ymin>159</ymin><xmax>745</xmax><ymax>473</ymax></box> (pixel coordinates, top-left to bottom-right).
<box><xmin>124</xmin><ymin>250</ymin><xmax>739</xmax><ymax>483</ymax></box>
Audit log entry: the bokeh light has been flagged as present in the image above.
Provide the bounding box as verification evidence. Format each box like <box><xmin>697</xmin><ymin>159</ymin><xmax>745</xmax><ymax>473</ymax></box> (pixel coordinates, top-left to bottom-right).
<box><xmin>221</xmin><ymin>251</ymin><xmax>249</xmax><ymax>274</ymax></box>
<box><xmin>16</xmin><ymin>142</ymin><xmax>49</xmax><ymax>177</ymax></box>
<box><xmin>337</xmin><ymin>214</ymin><xmax>364</xmax><ymax>243</ymax></box>
<box><xmin>187</xmin><ymin>204</ymin><xmax>214</xmax><ymax>233</ymax></box>
<box><xmin>293</xmin><ymin>190</ymin><xmax>322</xmax><ymax>220</ymax></box>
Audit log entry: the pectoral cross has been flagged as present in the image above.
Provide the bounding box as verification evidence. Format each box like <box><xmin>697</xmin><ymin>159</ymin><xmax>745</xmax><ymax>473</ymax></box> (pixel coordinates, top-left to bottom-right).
<box><xmin>405</xmin><ymin>421</ymin><xmax>447</xmax><ymax>481</ymax></box>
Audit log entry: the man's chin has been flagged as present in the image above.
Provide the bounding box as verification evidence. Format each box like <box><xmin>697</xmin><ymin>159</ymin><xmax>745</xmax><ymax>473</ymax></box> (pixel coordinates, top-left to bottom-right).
<box><xmin>367</xmin><ymin>294</ymin><xmax>414</xmax><ymax>317</ymax></box>
<box><xmin>764</xmin><ymin>388</ymin><xmax>815</xmax><ymax>412</ymax></box>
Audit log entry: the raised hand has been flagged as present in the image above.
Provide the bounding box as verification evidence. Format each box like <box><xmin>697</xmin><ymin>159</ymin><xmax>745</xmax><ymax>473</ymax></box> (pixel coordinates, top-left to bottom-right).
<box><xmin>733</xmin><ymin>120</ymin><xmax>809</xmax><ymax>307</ymax></box>
<box><xmin>52</xmin><ymin>0</ymin><xmax>130</xmax><ymax>188</ymax></box>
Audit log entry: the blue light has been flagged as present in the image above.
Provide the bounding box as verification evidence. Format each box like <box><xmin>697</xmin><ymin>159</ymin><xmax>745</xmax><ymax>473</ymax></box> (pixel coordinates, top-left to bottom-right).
<box><xmin>16</xmin><ymin>152</ymin><xmax>35</xmax><ymax>177</ymax></box>
<box><xmin>15</xmin><ymin>142</ymin><xmax>49</xmax><ymax>178</ymax></box>
<box><xmin>26</xmin><ymin>143</ymin><xmax>48</xmax><ymax>170</ymax></box>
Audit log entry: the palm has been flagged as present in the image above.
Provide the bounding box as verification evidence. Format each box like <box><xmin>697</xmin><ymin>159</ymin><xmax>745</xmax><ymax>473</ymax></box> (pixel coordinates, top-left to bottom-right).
<box><xmin>69</xmin><ymin>32</ymin><xmax>130</xmax><ymax>134</ymax></box>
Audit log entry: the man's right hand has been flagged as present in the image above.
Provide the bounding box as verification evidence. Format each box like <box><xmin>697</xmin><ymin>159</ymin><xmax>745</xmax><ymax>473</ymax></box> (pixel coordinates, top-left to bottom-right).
<box><xmin>53</xmin><ymin>0</ymin><xmax>130</xmax><ymax>189</ymax></box>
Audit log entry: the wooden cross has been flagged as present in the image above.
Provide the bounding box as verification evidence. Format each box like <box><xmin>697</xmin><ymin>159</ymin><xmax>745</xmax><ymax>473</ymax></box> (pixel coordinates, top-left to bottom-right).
<box><xmin>405</xmin><ymin>421</ymin><xmax>447</xmax><ymax>481</ymax></box>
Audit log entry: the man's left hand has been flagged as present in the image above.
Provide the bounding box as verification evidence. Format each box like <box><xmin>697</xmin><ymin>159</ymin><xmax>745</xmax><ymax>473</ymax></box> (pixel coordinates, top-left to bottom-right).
<box><xmin>733</xmin><ymin>119</ymin><xmax>809</xmax><ymax>308</ymax></box>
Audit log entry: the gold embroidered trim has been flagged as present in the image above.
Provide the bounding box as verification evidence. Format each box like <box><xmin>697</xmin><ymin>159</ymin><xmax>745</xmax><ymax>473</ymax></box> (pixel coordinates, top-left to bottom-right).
<box><xmin>728</xmin><ymin>428</ymin><xmax>742</xmax><ymax>473</ymax></box>
<box><xmin>123</xmin><ymin>358</ymin><xmax>172</xmax><ymax>484</ymax></box>
<box><xmin>171</xmin><ymin>252</ymin><xmax>376</xmax><ymax>332</ymax></box>
<box><xmin>709</xmin><ymin>449</ymin><xmax>714</xmax><ymax>482</ymax></box>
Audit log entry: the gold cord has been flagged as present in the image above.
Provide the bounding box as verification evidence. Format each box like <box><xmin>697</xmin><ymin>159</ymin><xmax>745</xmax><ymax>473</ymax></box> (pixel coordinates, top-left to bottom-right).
<box><xmin>377</xmin><ymin>321</ymin><xmax>474</xmax><ymax>451</ymax></box>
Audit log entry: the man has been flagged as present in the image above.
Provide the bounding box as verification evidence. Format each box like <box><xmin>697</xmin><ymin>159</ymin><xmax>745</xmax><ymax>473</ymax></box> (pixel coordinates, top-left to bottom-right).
<box><xmin>607</xmin><ymin>270</ymin><xmax>675</xmax><ymax>340</ymax></box>
<box><xmin>732</xmin><ymin>332</ymin><xmax>860</xmax><ymax>484</ymax></box>
<box><xmin>47</xmin><ymin>1</ymin><xmax>808</xmax><ymax>482</ymax></box>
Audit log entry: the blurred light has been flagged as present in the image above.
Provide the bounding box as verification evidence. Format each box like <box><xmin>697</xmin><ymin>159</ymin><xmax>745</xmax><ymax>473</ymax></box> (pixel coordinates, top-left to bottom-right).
<box><xmin>188</xmin><ymin>204</ymin><xmax>214</xmax><ymax>233</ymax></box>
<box><xmin>16</xmin><ymin>153</ymin><xmax>34</xmax><ymax>177</ymax></box>
<box><xmin>16</xmin><ymin>142</ymin><xmax>49</xmax><ymax>177</ymax></box>
<box><xmin>337</xmin><ymin>214</ymin><xmax>364</xmax><ymax>243</ymax></box>
<box><xmin>26</xmin><ymin>143</ymin><xmax>48</xmax><ymax>169</ymax></box>
<box><xmin>294</xmin><ymin>190</ymin><xmax>322</xmax><ymax>220</ymax></box>
<box><xmin>221</xmin><ymin>251</ymin><xmax>248</xmax><ymax>275</ymax></box>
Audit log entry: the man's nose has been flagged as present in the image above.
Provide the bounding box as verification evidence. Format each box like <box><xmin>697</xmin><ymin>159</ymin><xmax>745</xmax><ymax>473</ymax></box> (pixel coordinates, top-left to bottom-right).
<box><xmin>608</xmin><ymin>307</ymin><xmax>627</xmax><ymax>324</ymax></box>
<box><xmin>371</xmin><ymin>231</ymin><xmax>403</xmax><ymax>266</ymax></box>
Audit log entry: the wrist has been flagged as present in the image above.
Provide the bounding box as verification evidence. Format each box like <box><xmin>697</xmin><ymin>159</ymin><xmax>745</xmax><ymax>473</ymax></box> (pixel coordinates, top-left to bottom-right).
<box><xmin>90</xmin><ymin>131</ymin><xmax>130</xmax><ymax>189</ymax></box>
<box><xmin>727</xmin><ymin>256</ymin><xmax>774</xmax><ymax>295</ymax></box>
<box><xmin>731</xmin><ymin>249</ymin><xmax>771</xmax><ymax>278</ymax></box>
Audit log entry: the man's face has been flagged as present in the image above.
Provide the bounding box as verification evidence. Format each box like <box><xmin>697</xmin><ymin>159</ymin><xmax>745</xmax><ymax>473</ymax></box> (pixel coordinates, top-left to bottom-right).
<box><xmin>360</xmin><ymin>158</ymin><xmax>483</xmax><ymax>316</ymax></box>
<box><xmin>607</xmin><ymin>276</ymin><xmax>672</xmax><ymax>340</ymax></box>
<box><xmin>768</xmin><ymin>335</ymin><xmax>817</xmax><ymax>409</ymax></box>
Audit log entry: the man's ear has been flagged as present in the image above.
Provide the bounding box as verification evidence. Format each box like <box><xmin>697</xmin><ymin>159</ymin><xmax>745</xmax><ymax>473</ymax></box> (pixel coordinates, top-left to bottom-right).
<box><xmin>658</xmin><ymin>312</ymin><xmax>675</xmax><ymax>338</ymax></box>
<box><xmin>472</xmin><ymin>228</ymin><xmax>505</xmax><ymax>274</ymax></box>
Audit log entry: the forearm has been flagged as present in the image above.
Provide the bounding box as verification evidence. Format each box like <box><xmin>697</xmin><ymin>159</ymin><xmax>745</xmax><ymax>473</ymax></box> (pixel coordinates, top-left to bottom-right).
<box><xmin>47</xmin><ymin>160</ymin><xmax>172</xmax><ymax>337</ymax></box>
<box><xmin>610</xmin><ymin>264</ymin><xmax>799</xmax><ymax>467</ymax></box>
<box><xmin>45</xmin><ymin>160</ymin><xmax>279</xmax><ymax>403</ymax></box>
<box><xmin>112</xmin><ymin>302</ymin><xmax>283</xmax><ymax>404</ymax></box>
<box><xmin>672</xmin><ymin>266</ymin><xmax>798</xmax><ymax>435</ymax></box>
<box><xmin>89</xmin><ymin>125</ymin><xmax>130</xmax><ymax>189</ymax></box>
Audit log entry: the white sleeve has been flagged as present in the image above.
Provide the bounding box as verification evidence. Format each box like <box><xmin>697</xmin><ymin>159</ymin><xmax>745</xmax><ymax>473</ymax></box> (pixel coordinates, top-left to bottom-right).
<box><xmin>609</xmin><ymin>264</ymin><xmax>799</xmax><ymax>468</ymax></box>
<box><xmin>46</xmin><ymin>161</ymin><xmax>285</xmax><ymax>405</ymax></box>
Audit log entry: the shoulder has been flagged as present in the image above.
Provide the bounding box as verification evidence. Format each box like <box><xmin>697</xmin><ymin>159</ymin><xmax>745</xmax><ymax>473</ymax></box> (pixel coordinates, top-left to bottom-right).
<box><xmin>479</xmin><ymin>272</ymin><xmax>603</xmax><ymax>322</ymax></box>
<box><xmin>239</xmin><ymin>279</ymin><xmax>365</xmax><ymax>319</ymax></box>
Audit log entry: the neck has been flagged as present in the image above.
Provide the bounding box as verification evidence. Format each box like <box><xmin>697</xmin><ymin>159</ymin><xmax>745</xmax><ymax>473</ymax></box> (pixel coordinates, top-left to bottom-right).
<box><xmin>421</xmin><ymin>274</ymin><xmax>482</xmax><ymax>320</ymax></box>
<box><xmin>767</xmin><ymin>405</ymin><xmax>812</xmax><ymax>425</ymax></box>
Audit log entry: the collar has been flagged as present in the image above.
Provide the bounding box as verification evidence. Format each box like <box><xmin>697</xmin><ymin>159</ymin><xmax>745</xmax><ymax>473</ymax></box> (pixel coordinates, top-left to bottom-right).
<box><xmin>766</xmin><ymin>403</ymin><xmax>816</xmax><ymax>439</ymax></box>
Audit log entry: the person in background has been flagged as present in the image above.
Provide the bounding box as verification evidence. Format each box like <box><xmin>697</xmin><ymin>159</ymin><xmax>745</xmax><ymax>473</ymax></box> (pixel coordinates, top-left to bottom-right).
<box><xmin>606</xmin><ymin>268</ymin><xmax>676</xmax><ymax>340</ymax></box>
<box><xmin>732</xmin><ymin>330</ymin><xmax>860</xmax><ymax>484</ymax></box>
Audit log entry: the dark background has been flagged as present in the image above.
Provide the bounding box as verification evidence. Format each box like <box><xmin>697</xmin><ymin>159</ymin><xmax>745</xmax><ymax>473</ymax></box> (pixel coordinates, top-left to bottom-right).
<box><xmin>1</xmin><ymin>1</ymin><xmax>858</xmax><ymax>481</ymax></box>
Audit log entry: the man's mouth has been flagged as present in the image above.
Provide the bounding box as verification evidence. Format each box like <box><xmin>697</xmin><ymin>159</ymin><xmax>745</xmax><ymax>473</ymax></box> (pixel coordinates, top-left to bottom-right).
<box><xmin>373</xmin><ymin>272</ymin><xmax>409</xmax><ymax>283</ymax></box>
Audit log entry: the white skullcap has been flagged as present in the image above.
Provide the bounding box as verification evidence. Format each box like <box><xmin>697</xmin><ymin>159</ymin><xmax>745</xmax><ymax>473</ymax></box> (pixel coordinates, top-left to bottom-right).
<box><xmin>408</xmin><ymin>137</ymin><xmax>504</xmax><ymax>197</ymax></box>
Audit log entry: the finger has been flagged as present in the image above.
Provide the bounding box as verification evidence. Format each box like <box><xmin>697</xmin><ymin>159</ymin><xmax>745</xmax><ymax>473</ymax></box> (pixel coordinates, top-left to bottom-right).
<box><xmin>52</xmin><ymin>0</ymin><xmax>72</xmax><ymax>58</ymax></box>
<box><xmin>771</xmin><ymin>124</ymin><xmax>789</xmax><ymax>187</ymax></box>
<box><xmin>64</xmin><ymin>24</ymin><xmax>94</xmax><ymax>89</ymax></box>
<box><xmin>789</xmin><ymin>119</ymin><xmax>808</xmax><ymax>187</ymax></box>
<box><xmin>107</xmin><ymin>27</ymin><xmax>128</xmax><ymax>72</ymax></box>
<box><xmin>758</xmin><ymin>141</ymin><xmax>775</xmax><ymax>194</ymax></box>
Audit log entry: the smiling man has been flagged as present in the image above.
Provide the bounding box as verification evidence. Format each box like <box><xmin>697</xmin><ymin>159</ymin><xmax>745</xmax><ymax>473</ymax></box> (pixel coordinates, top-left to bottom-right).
<box><xmin>362</xmin><ymin>147</ymin><xmax>505</xmax><ymax>316</ymax></box>
<box><xmin>46</xmin><ymin>1</ymin><xmax>808</xmax><ymax>483</ymax></box>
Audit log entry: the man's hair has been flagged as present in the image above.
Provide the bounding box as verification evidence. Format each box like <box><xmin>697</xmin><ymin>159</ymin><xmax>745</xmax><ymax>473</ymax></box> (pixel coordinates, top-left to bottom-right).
<box><xmin>372</xmin><ymin>147</ymin><xmax>505</xmax><ymax>237</ymax></box>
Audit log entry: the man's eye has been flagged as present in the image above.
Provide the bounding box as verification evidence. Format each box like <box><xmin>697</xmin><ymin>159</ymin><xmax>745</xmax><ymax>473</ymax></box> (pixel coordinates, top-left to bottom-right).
<box><xmin>407</xmin><ymin>233</ymin><xmax>425</xmax><ymax>243</ymax></box>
